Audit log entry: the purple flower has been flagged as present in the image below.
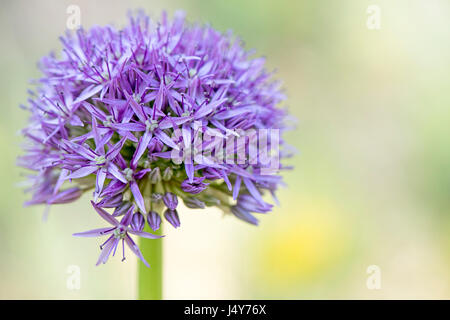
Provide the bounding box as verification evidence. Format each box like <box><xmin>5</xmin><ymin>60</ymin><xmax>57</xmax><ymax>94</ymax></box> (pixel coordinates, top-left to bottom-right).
<box><xmin>183</xmin><ymin>196</ymin><xmax>206</xmax><ymax>209</ymax></box>
<box><xmin>149</xmin><ymin>167</ymin><xmax>161</xmax><ymax>184</ymax></box>
<box><xmin>181</xmin><ymin>177</ymin><xmax>209</xmax><ymax>194</ymax></box>
<box><xmin>60</xmin><ymin>137</ymin><xmax>128</xmax><ymax>202</ymax></box>
<box><xmin>112</xmin><ymin>202</ymin><xmax>132</xmax><ymax>217</ymax></box>
<box><xmin>162</xmin><ymin>167</ymin><xmax>173</xmax><ymax>181</ymax></box>
<box><xmin>47</xmin><ymin>187</ymin><xmax>83</xmax><ymax>205</ymax></box>
<box><xmin>97</xmin><ymin>193</ymin><xmax>123</xmax><ymax>208</ymax></box>
<box><xmin>163</xmin><ymin>192</ymin><xmax>178</xmax><ymax>210</ymax></box>
<box><xmin>147</xmin><ymin>211</ymin><xmax>162</xmax><ymax>231</ymax></box>
<box><xmin>236</xmin><ymin>194</ymin><xmax>273</xmax><ymax>213</ymax></box>
<box><xmin>164</xmin><ymin>209</ymin><xmax>181</xmax><ymax>228</ymax></box>
<box><xmin>231</xmin><ymin>206</ymin><xmax>259</xmax><ymax>226</ymax></box>
<box><xmin>18</xmin><ymin>10</ymin><xmax>292</xmax><ymax>267</ymax></box>
<box><xmin>131</xmin><ymin>212</ymin><xmax>145</xmax><ymax>232</ymax></box>
<box><xmin>74</xmin><ymin>202</ymin><xmax>162</xmax><ymax>266</ymax></box>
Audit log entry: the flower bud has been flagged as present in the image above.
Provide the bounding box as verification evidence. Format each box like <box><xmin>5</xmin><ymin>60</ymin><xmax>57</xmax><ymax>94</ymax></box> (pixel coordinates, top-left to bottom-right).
<box><xmin>201</xmin><ymin>168</ymin><xmax>221</xmax><ymax>180</ymax></box>
<box><xmin>164</xmin><ymin>209</ymin><xmax>180</xmax><ymax>228</ymax></box>
<box><xmin>131</xmin><ymin>212</ymin><xmax>145</xmax><ymax>232</ymax></box>
<box><xmin>151</xmin><ymin>192</ymin><xmax>163</xmax><ymax>202</ymax></box>
<box><xmin>236</xmin><ymin>194</ymin><xmax>272</xmax><ymax>213</ymax></box>
<box><xmin>97</xmin><ymin>194</ymin><xmax>123</xmax><ymax>208</ymax></box>
<box><xmin>162</xmin><ymin>167</ymin><xmax>173</xmax><ymax>181</ymax></box>
<box><xmin>163</xmin><ymin>192</ymin><xmax>178</xmax><ymax>210</ymax></box>
<box><xmin>147</xmin><ymin>210</ymin><xmax>162</xmax><ymax>231</ymax></box>
<box><xmin>203</xmin><ymin>195</ymin><xmax>221</xmax><ymax>206</ymax></box>
<box><xmin>183</xmin><ymin>196</ymin><xmax>206</xmax><ymax>209</ymax></box>
<box><xmin>112</xmin><ymin>201</ymin><xmax>132</xmax><ymax>217</ymax></box>
<box><xmin>231</xmin><ymin>205</ymin><xmax>258</xmax><ymax>225</ymax></box>
<box><xmin>181</xmin><ymin>177</ymin><xmax>208</xmax><ymax>194</ymax></box>
<box><xmin>148</xmin><ymin>137</ymin><xmax>164</xmax><ymax>153</ymax></box>
<box><xmin>149</xmin><ymin>167</ymin><xmax>161</xmax><ymax>184</ymax></box>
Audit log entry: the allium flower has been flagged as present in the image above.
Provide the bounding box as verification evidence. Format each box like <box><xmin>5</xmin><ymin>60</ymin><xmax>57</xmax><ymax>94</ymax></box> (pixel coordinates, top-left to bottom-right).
<box><xmin>73</xmin><ymin>202</ymin><xmax>162</xmax><ymax>266</ymax></box>
<box><xmin>162</xmin><ymin>192</ymin><xmax>178</xmax><ymax>210</ymax></box>
<box><xmin>164</xmin><ymin>209</ymin><xmax>181</xmax><ymax>229</ymax></box>
<box><xmin>18</xmin><ymin>10</ymin><xmax>291</xmax><ymax>267</ymax></box>
<box><xmin>147</xmin><ymin>210</ymin><xmax>162</xmax><ymax>231</ymax></box>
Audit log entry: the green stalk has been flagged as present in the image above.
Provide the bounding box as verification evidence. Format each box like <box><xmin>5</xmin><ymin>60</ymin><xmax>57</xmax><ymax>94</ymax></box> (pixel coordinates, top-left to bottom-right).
<box><xmin>138</xmin><ymin>225</ymin><xmax>163</xmax><ymax>300</ymax></box>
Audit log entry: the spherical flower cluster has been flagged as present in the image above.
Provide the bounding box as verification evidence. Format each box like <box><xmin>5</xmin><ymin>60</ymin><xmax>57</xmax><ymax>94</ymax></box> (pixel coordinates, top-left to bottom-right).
<box><xmin>18</xmin><ymin>11</ymin><xmax>290</xmax><ymax>266</ymax></box>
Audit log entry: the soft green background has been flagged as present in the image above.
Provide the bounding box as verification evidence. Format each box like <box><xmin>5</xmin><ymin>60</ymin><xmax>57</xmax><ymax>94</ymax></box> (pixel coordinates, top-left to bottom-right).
<box><xmin>0</xmin><ymin>0</ymin><xmax>449</xmax><ymax>299</ymax></box>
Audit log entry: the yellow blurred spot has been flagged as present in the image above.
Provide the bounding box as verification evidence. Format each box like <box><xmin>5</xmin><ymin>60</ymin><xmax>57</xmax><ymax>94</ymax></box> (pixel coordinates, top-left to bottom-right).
<box><xmin>254</xmin><ymin>200</ymin><xmax>351</xmax><ymax>287</ymax></box>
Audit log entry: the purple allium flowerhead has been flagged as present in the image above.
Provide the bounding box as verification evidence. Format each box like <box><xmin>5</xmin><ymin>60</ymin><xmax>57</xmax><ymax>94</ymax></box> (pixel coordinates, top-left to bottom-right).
<box><xmin>18</xmin><ymin>10</ymin><xmax>292</xmax><ymax>267</ymax></box>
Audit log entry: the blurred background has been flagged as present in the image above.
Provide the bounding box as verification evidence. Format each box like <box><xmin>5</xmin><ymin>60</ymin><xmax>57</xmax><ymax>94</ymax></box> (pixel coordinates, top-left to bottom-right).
<box><xmin>0</xmin><ymin>0</ymin><xmax>449</xmax><ymax>299</ymax></box>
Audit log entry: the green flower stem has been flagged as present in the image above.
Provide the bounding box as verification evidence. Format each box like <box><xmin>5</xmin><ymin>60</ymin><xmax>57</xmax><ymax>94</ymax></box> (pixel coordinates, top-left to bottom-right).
<box><xmin>138</xmin><ymin>225</ymin><xmax>163</xmax><ymax>300</ymax></box>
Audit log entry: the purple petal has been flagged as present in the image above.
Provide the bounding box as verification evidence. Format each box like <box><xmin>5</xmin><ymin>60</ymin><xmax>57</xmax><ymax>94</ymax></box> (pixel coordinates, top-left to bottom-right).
<box><xmin>163</xmin><ymin>192</ymin><xmax>178</xmax><ymax>210</ymax></box>
<box><xmin>130</xmin><ymin>212</ymin><xmax>145</xmax><ymax>232</ymax></box>
<box><xmin>106</xmin><ymin>136</ymin><xmax>127</xmax><ymax>160</ymax></box>
<box><xmin>96</xmin><ymin>236</ymin><xmax>117</xmax><ymax>266</ymax></box>
<box><xmin>52</xmin><ymin>169</ymin><xmax>69</xmax><ymax>195</ymax></box>
<box><xmin>131</xmin><ymin>131</ymin><xmax>152</xmax><ymax>169</ymax></box>
<box><xmin>129</xmin><ymin>230</ymin><xmax>164</xmax><ymax>239</ymax></box>
<box><xmin>221</xmin><ymin>170</ymin><xmax>232</xmax><ymax>191</ymax></box>
<box><xmin>124</xmin><ymin>90</ymin><xmax>147</xmax><ymax>123</ymax></box>
<box><xmin>155</xmin><ymin>130</ymin><xmax>180</xmax><ymax>150</ymax></box>
<box><xmin>67</xmin><ymin>166</ymin><xmax>98</xmax><ymax>180</ymax></box>
<box><xmin>231</xmin><ymin>206</ymin><xmax>259</xmax><ymax>225</ymax></box>
<box><xmin>134</xmin><ymin>168</ymin><xmax>151</xmax><ymax>180</ymax></box>
<box><xmin>91</xmin><ymin>201</ymin><xmax>119</xmax><ymax>226</ymax></box>
<box><xmin>82</xmin><ymin>101</ymin><xmax>107</xmax><ymax>121</ymax></box>
<box><xmin>130</xmin><ymin>180</ymin><xmax>146</xmax><ymax>213</ymax></box>
<box><xmin>91</xmin><ymin>117</ymin><xmax>102</xmax><ymax>153</ymax></box>
<box><xmin>97</xmin><ymin>194</ymin><xmax>123</xmax><ymax>208</ymax></box>
<box><xmin>109</xmin><ymin>122</ymin><xmax>145</xmax><ymax>132</ymax></box>
<box><xmin>194</xmin><ymin>98</ymin><xmax>227</xmax><ymax>119</ymax></box>
<box><xmin>73</xmin><ymin>227</ymin><xmax>115</xmax><ymax>237</ymax></box>
<box><xmin>74</xmin><ymin>84</ymin><xmax>103</xmax><ymax>104</ymax></box>
<box><xmin>158</xmin><ymin>116</ymin><xmax>192</xmax><ymax>129</ymax></box>
<box><xmin>62</xmin><ymin>139</ymin><xmax>97</xmax><ymax>160</ymax></box>
<box><xmin>185</xmin><ymin>163</ymin><xmax>194</xmax><ymax>183</ymax></box>
<box><xmin>164</xmin><ymin>209</ymin><xmax>180</xmax><ymax>228</ymax></box>
<box><xmin>113</xmin><ymin>201</ymin><xmax>132</xmax><ymax>217</ymax></box>
<box><xmin>147</xmin><ymin>211</ymin><xmax>162</xmax><ymax>231</ymax></box>
<box><xmin>182</xmin><ymin>123</ymin><xmax>191</xmax><ymax>149</ymax></box>
<box><xmin>124</xmin><ymin>235</ymin><xmax>150</xmax><ymax>267</ymax></box>
<box><xmin>120</xmin><ymin>204</ymin><xmax>135</xmax><ymax>227</ymax></box>
<box><xmin>243</xmin><ymin>178</ymin><xmax>265</xmax><ymax>205</ymax></box>
<box><xmin>233</xmin><ymin>176</ymin><xmax>242</xmax><ymax>200</ymax></box>
<box><xmin>47</xmin><ymin>187</ymin><xmax>82</xmax><ymax>204</ymax></box>
<box><xmin>94</xmin><ymin>168</ymin><xmax>107</xmax><ymax>200</ymax></box>
<box><xmin>107</xmin><ymin>163</ymin><xmax>127</xmax><ymax>183</ymax></box>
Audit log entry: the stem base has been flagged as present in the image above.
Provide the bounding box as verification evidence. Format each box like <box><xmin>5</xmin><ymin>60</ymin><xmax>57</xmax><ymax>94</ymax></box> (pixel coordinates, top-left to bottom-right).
<box><xmin>138</xmin><ymin>226</ymin><xmax>163</xmax><ymax>300</ymax></box>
